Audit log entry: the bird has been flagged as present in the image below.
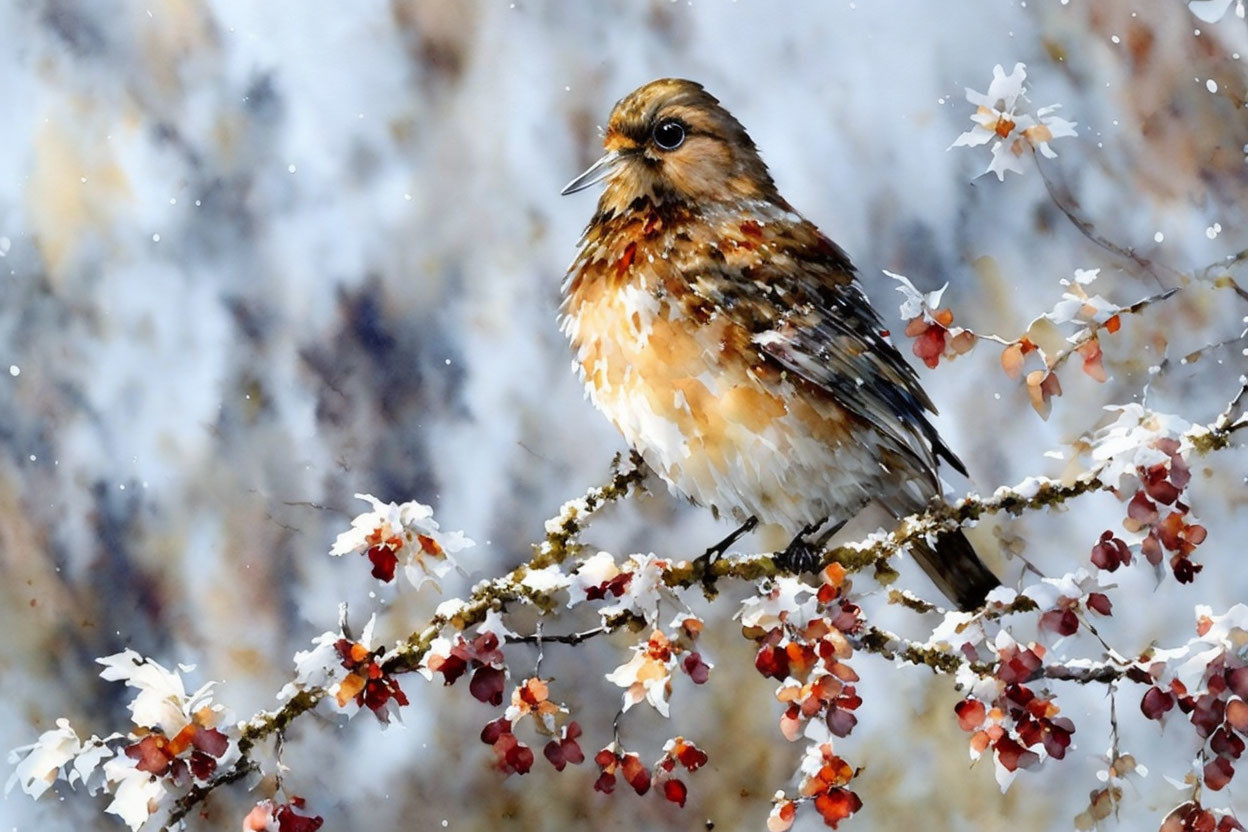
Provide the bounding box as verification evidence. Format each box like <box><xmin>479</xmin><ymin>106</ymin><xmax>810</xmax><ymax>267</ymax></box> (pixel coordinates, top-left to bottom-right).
<box><xmin>559</xmin><ymin>78</ymin><xmax>999</xmax><ymax>610</ymax></box>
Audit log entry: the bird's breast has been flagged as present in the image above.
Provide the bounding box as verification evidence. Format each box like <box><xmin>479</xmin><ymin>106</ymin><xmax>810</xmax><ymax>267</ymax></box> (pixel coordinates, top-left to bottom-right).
<box><xmin>561</xmin><ymin>247</ymin><xmax>872</xmax><ymax>530</ymax></box>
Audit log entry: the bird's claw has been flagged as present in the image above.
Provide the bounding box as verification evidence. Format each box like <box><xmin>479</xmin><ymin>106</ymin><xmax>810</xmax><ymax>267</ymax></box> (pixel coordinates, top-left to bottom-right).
<box><xmin>774</xmin><ymin>525</ymin><xmax>823</xmax><ymax>574</ymax></box>
<box><xmin>695</xmin><ymin>516</ymin><xmax>757</xmax><ymax>592</ymax></box>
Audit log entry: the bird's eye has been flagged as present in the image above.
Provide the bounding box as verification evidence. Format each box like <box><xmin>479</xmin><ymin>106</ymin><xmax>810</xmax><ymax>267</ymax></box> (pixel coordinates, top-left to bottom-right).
<box><xmin>652</xmin><ymin>119</ymin><xmax>686</xmax><ymax>151</ymax></box>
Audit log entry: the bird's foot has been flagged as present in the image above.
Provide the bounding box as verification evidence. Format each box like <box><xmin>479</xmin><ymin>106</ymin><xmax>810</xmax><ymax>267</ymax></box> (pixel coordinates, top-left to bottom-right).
<box><xmin>694</xmin><ymin>516</ymin><xmax>758</xmax><ymax>592</ymax></box>
<box><xmin>773</xmin><ymin>521</ymin><xmax>825</xmax><ymax>574</ymax></box>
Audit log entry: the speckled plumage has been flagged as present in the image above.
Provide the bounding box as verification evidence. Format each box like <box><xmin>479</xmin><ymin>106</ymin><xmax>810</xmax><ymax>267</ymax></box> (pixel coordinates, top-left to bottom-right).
<box><xmin>561</xmin><ymin>79</ymin><xmax>998</xmax><ymax>609</ymax></box>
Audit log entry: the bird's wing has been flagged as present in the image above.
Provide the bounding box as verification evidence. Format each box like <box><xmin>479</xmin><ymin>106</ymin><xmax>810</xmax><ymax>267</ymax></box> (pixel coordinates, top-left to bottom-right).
<box><xmin>686</xmin><ymin>219</ymin><xmax>966</xmax><ymax>483</ymax></box>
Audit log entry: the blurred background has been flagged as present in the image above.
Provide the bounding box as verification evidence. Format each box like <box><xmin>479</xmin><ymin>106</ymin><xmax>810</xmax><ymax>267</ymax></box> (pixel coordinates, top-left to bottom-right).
<box><xmin>1</xmin><ymin>1</ymin><xmax>1246</xmax><ymax>829</ymax></box>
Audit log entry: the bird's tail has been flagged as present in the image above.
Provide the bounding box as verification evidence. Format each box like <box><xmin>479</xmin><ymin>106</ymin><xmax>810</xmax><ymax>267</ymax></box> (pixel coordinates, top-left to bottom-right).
<box><xmin>908</xmin><ymin>528</ymin><xmax>999</xmax><ymax>611</ymax></box>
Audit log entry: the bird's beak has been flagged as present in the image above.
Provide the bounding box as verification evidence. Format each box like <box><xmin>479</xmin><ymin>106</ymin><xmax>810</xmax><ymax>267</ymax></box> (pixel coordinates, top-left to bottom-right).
<box><xmin>561</xmin><ymin>151</ymin><xmax>622</xmax><ymax>195</ymax></box>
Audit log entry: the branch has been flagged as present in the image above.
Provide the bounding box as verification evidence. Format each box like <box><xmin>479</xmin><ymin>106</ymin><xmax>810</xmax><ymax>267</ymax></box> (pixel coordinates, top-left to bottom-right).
<box><xmin>1044</xmin><ymin>287</ymin><xmax>1179</xmax><ymax>373</ymax></box>
<box><xmin>666</xmin><ymin>474</ymin><xmax>1106</xmax><ymax>591</ymax></box>
<box><xmin>858</xmin><ymin>623</ymin><xmax>1133</xmax><ymax>683</ymax></box>
<box><xmin>1199</xmin><ymin>250</ymin><xmax>1248</xmax><ymax>304</ymax></box>
<box><xmin>171</xmin><ymin>381</ymin><xmax>1248</xmax><ymax>821</ymax></box>
<box><xmin>853</xmin><ymin>623</ymin><xmax>1133</xmax><ymax>685</ymax></box>
<box><xmin>505</xmin><ymin>626</ymin><xmax>609</xmax><ymax>646</ymax></box>
<box><xmin>1191</xmin><ymin>378</ymin><xmax>1248</xmax><ymax>452</ymax></box>
<box><xmin>681</xmin><ymin>382</ymin><xmax>1247</xmax><ymax>591</ymax></box>
<box><xmin>1036</xmin><ymin>155</ymin><xmax>1248</xmax><ymax>309</ymax></box>
<box><xmin>164</xmin><ymin>759</ymin><xmax>260</xmax><ymax>830</ymax></box>
<box><xmin>1035</xmin><ymin>158</ymin><xmax>1176</xmax><ymax>288</ymax></box>
<box><xmin>177</xmin><ymin>454</ymin><xmax>649</xmax><ymax>822</ymax></box>
<box><xmin>1214</xmin><ymin>377</ymin><xmax>1248</xmax><ymax>435</ymax></box>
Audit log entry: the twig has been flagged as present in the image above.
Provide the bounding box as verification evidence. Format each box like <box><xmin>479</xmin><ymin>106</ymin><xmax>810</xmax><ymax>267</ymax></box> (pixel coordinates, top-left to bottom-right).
<box><xmin>1035</xmin><ymin>158</ymin><xmax>1174</xmax><ymax>288</ymax></box>
<box><xmin>669</xmin><ymin>474</ymin><xmax>1108</xmax><ymax>587</ymax></box>
<box><xmin>1199</xmin><ymin>249</ymin><xmax>1248</xmax><ymax>304</ymax></box>
<box><xmin>1045</xmin><ymin>288</ymin><xmax>1179</xmax><ymax>372</ymax></box>
<box><xmin>163</xmin><ymin>758</ymin><xmax>260</xmax><ymax>830</ymax></box>
<box><xmin>1191</xmin><ymin>378</ymin><xmax>1248</xmax><ymax>452</ymax></box>
<box><xmin>1214</xmin><ymin>378</ymin><xmax>1248</xmax><ymax>433</ymax></box>
<box><xmin>854</xmin><ymin>623</ymin><xmax>1131</xmax><ymax>685</ymax></box>
<box><xmin>506</xmin><ymin>626</ymin><xmax>608</xmax><ymax>647</ymax></box>
<box><xmin>1154</xmin><ymin>330</ymin><xmax>1248</xmax><ymax>380</ymax></box>
<box><xmin>1037</xmin><ymin>155</ymin><xmax>1248</xmax><ymax>308</ymax></box>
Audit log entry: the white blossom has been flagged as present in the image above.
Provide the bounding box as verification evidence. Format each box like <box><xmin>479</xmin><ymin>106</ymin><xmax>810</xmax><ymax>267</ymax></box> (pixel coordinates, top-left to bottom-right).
<box><xmin>97</xmin><ymin>651</ymin><xmax>222</xmax><ymax>736</ymax></box>
<box><xmin>1166</xmin><ymin>603</ymin><xmax>1248</xmax><ymax>691</ymax></box>
<box><xmin>476</xmin><ymin>607</ymin><xmax>516</xmax><ymax>641</ymax></box>
<box><xmin>416</xmin><ymin>636</ymin><xmax>456</xmax><ymax>682</ymax></box>
<box><xmin>278</xmin><ymin>614</ymin><xmax>377</xmax><ymax>709</ymax></box>
<box><xmin>331</xmin><ymin>493</ymin><xmax>473</xmax><ymax>590</ymax></box>
<box><xmin>886</xmin><ymin>270</ymin><xmax>947</xmax><ymax>321</ymax></box>
<box><xmin>605</xmin><ymin>631</ymin><xmax>677</xmax><ymax>717</ymax></box>
<box><xmin>798</xmin><ymin>741</ymin><xmax>830</xmax><ymax>779</ymax></box>
<box><xmin>738</xmin><ymin>576</ymin><xmax>821</xmax><ymax>632</ymax></box>
<box><xmin>1020</xmin><ymin>568</ymin><xmax>1103</xmax><ymax>610</ymax></box>
<box><xmin>1089</xmin><ymin>404</ymin><xmax>1191</xmax><ymax>490</ymax></box>
<box><xmin>101</xmin><ymin>756</ymin><xmax>166</xmax><ymax>831</ymax></box>
<box><xmin>950</xmin><ymin>63</ymin><xmax>1078</xmax><ymax>180</ymax></box>
<box><xmin>597</xmin><ymin>553</ymin><xmax>675</xmax><ymax>627</ymax></box>
<box><xmin>1048</xmin><ymin>273</ymin><xmax>1119</xmax><ymax>330</ymax></box>
<box><xmin>279</xmin><ymin>630</ymin><xmax>345</xmax><ymax>702</ymax></box>
<box><xmin>5</xmin><ymin>719</ymin><xmax>105</xmax><ymax>799</ymax></box>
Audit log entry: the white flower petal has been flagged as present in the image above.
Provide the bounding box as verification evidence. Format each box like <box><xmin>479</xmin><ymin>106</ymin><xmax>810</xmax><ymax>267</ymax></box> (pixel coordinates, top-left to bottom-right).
<box><xmin>950</xmin><ymin>128</ymin><xmax>995</xmax><ymax>149</ymax></box>
<box><xmin>6</xmin><ymin>718</ymin><xmax>81</xmax><ymax>799</ymax></box>
<box><xmin>102</xmin><ymin>757</ymin><xmax>166</xmax><ymax>831</ymax></box>
<box><xmin>986</xmin><ymin>140</ymin><xmax>1027</xmax><ymax>180</ymax></box>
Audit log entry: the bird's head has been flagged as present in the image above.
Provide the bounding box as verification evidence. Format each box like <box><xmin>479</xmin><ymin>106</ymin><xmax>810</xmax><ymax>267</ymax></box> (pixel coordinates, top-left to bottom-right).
<box><xmin>562</xmin><ymin>78</ymin><xmax>778</xmax><ymax>213</ymax></box>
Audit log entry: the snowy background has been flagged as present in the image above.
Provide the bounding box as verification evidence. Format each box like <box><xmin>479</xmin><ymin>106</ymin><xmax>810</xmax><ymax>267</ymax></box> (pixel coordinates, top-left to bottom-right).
<box><xmin>2</xmin><ymin>1</ymin><xmax>1247</xmax><ymax>829</ymax></box>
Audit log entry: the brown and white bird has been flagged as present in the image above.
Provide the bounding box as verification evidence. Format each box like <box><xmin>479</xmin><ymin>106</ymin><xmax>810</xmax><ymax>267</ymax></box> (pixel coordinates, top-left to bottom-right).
<box><xmin>559</xmin><ymin>78</ymin><xmax>998</xmax><ymax>610</ymax></box>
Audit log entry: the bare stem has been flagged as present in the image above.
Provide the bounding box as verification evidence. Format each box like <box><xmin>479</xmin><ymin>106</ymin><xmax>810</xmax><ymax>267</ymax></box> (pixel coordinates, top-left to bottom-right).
<box><xmin>1035</xmin><ymin>158</ymin><xmax>1174</xmax><ymax>288</ymax></box>
<box><xmin>854</xmin><ymin>623</ymin><xmax>1132</xmax><ymax>685</ymax></box>
<box><xmin>1044</xmin><ymin>288</ymin><xmax>1179</xmax><ymax>372</ymax></box>
<box><xmin>506</xmin><ymin>626</ymin><xmax>608</xmax><ymax>647</ymax></box>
